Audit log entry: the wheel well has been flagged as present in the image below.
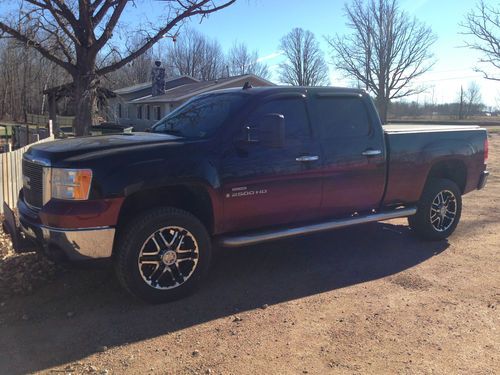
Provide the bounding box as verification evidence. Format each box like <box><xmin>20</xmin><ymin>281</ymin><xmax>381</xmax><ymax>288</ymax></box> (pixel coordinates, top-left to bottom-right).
<box><xmin>426</xmin><ymin>160</ymin><xmax>467</xmax><ymax>193</ymax></box>
<box><xmin>117</xmin><ymin>185</ymin><xmax>214</xmax><ymax>235</ymax></box>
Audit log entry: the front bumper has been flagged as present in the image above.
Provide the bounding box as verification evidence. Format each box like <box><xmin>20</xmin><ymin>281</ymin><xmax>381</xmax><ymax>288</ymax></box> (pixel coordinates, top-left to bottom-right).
<box><xmin>478</xmin><ymin>170</ymin><xmax>489</xmax><ymax>190</ymax></box>
<box><xmin>19</xmin><ymin>215</ymin><xmax>115</xmax><ymax>261</ymax></box>
<box><xmin>14</xmin><ymin>191</ymin><xmax>123</xmax><ymax>261</ymax></box>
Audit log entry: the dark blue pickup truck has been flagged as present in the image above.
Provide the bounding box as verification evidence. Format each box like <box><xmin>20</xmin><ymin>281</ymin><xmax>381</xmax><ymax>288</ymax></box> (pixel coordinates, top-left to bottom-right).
<box><xmin>9</xmin><ymin>85</ymin><xmax>489</xmax><ymax>303</ymax></box>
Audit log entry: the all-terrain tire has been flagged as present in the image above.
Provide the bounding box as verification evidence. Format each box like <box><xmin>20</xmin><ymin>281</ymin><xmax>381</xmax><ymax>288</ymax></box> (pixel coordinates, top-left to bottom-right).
<box><xmin>408</xmin><ymin>178</ymin><xmax>462</xmax><ymax>241</ymax></box>
<box><xmin>114</xmin><ymin>207</ymin><xmax>211</xmax><ymax>303</ymax></box>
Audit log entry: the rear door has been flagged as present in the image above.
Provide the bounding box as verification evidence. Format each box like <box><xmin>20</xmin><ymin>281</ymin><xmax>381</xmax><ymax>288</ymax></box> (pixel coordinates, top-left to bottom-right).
<box><xmin>308</xmin><ymin>92</ymin><xmax>386</xmax><ymax>217</ymax></box>
<box><xmin>220</xmin><ymin>93</ymin><xmax>323</xmax><ymax>233</ymax></box>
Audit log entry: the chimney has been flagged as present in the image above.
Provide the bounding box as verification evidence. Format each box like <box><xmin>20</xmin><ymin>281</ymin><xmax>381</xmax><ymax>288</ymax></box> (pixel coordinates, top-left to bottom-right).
<box><xmin>151</xmin><ymin>60</ymin><xmax>166</xmax><ymax>96</ymax></box>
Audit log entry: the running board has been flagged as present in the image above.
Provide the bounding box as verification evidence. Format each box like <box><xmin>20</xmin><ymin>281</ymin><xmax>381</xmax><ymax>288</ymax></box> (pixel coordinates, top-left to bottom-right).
<box><xmin>219</xmin><ymin>207</ymin><xmax>417</xmax><ymax>248</ymax></box>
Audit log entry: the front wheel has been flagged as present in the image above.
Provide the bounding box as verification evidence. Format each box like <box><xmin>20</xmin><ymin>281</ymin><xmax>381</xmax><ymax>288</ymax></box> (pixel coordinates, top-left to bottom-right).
<box><xmin>408</xmin><ymin>178</ymin><xmax>462</xmax><ymax>241</ymax></box>
<box><xmin>114</xmin><ymin>207</ymin><xmax>211</xmax><ymax>303</ymax></box>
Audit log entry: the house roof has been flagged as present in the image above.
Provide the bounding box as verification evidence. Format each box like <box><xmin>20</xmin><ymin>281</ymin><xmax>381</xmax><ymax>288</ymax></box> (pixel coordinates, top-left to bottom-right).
<box><xmin>129</xmin><ymin>74</ymin><xmax>275</xmax><ymax>105</ymax></box>
<box><xmin>114</xmin><ymin>82</ymin><xmax>151</xmax><ymax>95</ymax></box>
<box><xmin>114</xmin><ymin>75</ymin><xmax>199</xmax><ymax>95</ymax></box>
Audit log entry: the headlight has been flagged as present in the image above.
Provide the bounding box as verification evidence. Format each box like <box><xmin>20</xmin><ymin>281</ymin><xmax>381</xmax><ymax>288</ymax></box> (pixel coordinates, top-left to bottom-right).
<box><xmin>51</xmin><ymin>168</ymin><xmax>93</xmax><ymax>200</ymax></box>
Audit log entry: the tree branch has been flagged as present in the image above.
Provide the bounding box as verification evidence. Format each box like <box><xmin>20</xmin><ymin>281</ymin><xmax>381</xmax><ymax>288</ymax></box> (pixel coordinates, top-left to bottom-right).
<box><xmin>0</xmin><ymin>21</ymin><xmax>76</xmax><ymax>74</ymax></box>
<box><xmin>96</xmin><ymin>0</ymin><xmax>236</xmax><ymax>75</ymax></box>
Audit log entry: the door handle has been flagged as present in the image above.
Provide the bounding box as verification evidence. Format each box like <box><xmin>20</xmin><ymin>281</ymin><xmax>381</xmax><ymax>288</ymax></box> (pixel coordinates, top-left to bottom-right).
<box><xmin>296</xmin><ymin>155</ymin><xmax>319</xmax><ymax>162</ymax></box>
<box><xmin>361</xmin><ymin>149</ymin><xmax>382</xmax><ymax>156</ymax></box>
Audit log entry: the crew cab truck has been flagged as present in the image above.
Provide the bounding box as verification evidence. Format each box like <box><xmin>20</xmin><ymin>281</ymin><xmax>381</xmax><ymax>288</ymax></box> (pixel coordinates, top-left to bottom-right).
<box><xmin>12</xmin><ymin>86</ymin><xmax>489</xmax><ymax>303</ymax></box>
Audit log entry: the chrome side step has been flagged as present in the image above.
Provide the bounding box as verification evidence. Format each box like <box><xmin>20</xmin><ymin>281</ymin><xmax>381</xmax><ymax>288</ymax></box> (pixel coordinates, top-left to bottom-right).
<box><xmin>219</xmin><ymin>207</ymin><xmax>417</xmax><ymax>248</ymax></box>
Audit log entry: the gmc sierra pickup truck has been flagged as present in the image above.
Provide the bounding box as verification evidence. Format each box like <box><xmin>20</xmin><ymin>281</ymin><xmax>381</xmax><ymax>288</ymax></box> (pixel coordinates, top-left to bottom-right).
<box><xmin>11</xmin><ymin>86</ymin><xmax>489</xmax><ymax>303</ymax></box>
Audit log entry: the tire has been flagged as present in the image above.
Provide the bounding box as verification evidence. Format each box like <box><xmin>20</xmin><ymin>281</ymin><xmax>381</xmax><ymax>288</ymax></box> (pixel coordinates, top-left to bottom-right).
<box><xmin>408</xmin><ymin>178</ymin><xmax>462</xmax><ymax>241</ymax></box>
<box><xmin>114</xmin><ymin>207</ymin><xmax>211</xmax><ymax>303</ymax></box>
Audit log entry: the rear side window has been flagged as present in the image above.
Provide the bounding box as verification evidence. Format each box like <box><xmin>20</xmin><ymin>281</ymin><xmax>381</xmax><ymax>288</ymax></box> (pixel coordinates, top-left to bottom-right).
<box><xmin>314</xmin><ymin>97</ymin><xmax>370</xmax><ymax>138</ymax></box>
<box><xmin>249</xmin><ymin>98</ymin><xmax>310</xmax><ymax>140</ymax></box>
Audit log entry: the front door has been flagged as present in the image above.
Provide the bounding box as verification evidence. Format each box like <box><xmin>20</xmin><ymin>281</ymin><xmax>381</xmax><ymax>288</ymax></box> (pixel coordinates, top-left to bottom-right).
<box><xmin>220</xmin><ymin>94</ymin><xmax>323</xmax><ymax>233</ymax></box>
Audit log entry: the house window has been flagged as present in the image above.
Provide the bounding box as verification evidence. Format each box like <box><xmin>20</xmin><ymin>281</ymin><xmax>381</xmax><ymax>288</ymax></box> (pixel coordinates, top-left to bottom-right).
<box><xmin>118</xmin><ymin>103</ymin><xmax>122</xmax><ymax>118</ymax></box>
<box><xmin>154</xmin><ymin>106</ymin><xmax>161</xmax><ymax>120</ymax></box>
<box><xmin>137</xmin><ymin>105</ymin><xmax>143</xmax><ymax>119</ymax></box>
<box><xmin>146</xmin><ymin>105</ymin><xmax>151</xmax><ymax>120</ymax></box>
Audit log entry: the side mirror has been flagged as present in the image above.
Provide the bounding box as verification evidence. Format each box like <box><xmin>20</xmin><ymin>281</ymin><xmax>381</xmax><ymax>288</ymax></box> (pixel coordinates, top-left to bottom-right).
<box><xmin>242</xmin><ymin>113</ymin><xmax>285</xmax><ymax>148</ymax></box>
<box><xmin>260</xmin><ymin>113</ymin><xmax>285</xmax><ymax>148</ymax></box>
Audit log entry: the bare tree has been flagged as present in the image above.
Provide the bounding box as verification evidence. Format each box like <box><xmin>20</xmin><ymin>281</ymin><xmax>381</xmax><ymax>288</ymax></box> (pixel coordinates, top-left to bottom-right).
<box><xmin>465</xmin><ymin>81</ymin><xmax>482</xmax><ymax>117</ymax></box>
<box><xmin>0</xmin><ymin>0</ymin><xmax>236</xmax><ymax>135</ymax></box>
<box><xmin>165</xmin><ymin>28</ymin><xmax>225</xmax><ymax>81</ymax></box>
<box><xmin>104</xmin><ymin>37</ymin><xmax>156</xmax><ymax>89</ymax></box>
<box><xmin>461</xmin><ymin>1</ymin><xmax>500</xmax><ymax>81</ymax></box>
<box><xmin>278</xmin><ymin>28</ymin><xmax>329</xmax><ymax>86</ymax></box>
<box><xmin>199</xmin><ymin>39</ymin><xmax>226</xmax><ymax>80</ymax></box>
<box><xmin>0</xmin><ymin>38</ymin><xmax>69</xmax><ymax>121</ymax></box>
<box><xmin>227</xmin><ymin>42</ymin><xmax>270</xmax><ymax>78</ymax></box>
<box><xmin>327</xmin><ymin>0</ymin><xmax>436</xmax><ymax>123</ymax></box>
<box><xmin>457</xmin><ymin>82</ymin><xmax>482</xmax><ymax>119</ymax></box>
<box><xmin>458</xmin><ymin>85</ymin><xmax>465</xmax><ymax>120</ymax></box>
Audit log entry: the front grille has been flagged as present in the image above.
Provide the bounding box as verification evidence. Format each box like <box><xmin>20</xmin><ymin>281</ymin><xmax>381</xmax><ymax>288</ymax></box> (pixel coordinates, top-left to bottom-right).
<box><xmin>22</xmin><ymin>159</ymin><xmax>44</xmax><ymax>208</ymax></box>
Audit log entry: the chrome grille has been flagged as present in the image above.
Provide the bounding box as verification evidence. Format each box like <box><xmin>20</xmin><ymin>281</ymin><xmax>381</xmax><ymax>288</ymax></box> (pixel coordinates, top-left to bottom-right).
<box><xmin>22</xmin><ymin>159</ymin><xmax>44</xmax><ymax>208</ymax></box>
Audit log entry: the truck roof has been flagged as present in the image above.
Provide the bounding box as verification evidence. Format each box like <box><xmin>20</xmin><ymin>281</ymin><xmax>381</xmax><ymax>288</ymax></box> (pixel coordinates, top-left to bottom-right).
<box><xmin>208</xmin><ymin>85</ymin><xmax>367</xmax><ymax>97</ymax></box>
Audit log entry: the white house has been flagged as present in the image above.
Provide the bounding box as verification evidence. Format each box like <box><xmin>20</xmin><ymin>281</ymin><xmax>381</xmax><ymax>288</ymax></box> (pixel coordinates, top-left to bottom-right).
<box><xmin>109</xmin><ymin>73</ymin><xmax>275</xmax><ymax>131</ymax></box>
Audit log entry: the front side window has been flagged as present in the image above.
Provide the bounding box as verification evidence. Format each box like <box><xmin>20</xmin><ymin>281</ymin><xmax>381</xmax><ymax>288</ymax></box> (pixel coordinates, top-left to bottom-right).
<box><xmin>151</xmin><ymin>93</ymin><xmax>247</xmax><ymax>138</ymax></box>
<box><xmin>248</xmin><ymin>98</ymin><xmax>310</xmax><ymax>141</ymax></box>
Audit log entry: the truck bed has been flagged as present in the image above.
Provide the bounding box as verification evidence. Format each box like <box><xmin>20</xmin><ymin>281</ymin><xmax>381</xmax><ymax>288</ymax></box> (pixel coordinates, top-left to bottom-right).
<box><xmin>383</xmin><ymin>124</ymin><xmax>481</xmax><ymax>133</ymax></box>
<box><xmin>382</xmin><ymin>124</ymin><xmax>487</xmax><ymax>207</ymax></box>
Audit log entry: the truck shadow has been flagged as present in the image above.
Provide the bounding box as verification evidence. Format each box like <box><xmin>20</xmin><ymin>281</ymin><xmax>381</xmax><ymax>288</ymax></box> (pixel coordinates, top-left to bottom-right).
<box><xmin>0</xmin><ymin>222</ymin><xmax>448</xmax><ymax>374</ymax></box>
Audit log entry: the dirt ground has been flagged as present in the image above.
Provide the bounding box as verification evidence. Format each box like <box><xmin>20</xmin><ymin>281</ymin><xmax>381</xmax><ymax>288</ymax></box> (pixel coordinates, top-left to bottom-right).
<box><xmin>0</xmin><ymin>136</ymin><xmax>499</xmax><ymax>375</ymax></box>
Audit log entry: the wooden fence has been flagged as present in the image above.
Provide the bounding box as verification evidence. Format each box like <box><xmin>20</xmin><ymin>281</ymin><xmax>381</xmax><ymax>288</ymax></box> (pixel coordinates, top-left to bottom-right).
<box><xmin>27</xmin><ymin>113</ymin><xmax>74</xmax><ymax>127</ymax></box>
<box><xmin>0</xmin><ymin>136</ymin><xmax>55</xmax><ymax>214</ymax></box>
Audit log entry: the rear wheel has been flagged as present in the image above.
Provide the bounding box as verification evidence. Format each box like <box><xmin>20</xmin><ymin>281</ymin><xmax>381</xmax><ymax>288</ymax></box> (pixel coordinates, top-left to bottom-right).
<box><xmin>408</xmin><ymin>178</ymin><xmax>462</xmax><ymax>241</ymax></box>
<box><xmin>115</xmin><ymin>207</ymin><xmax>211</xmax><ymax>303</ymax></box>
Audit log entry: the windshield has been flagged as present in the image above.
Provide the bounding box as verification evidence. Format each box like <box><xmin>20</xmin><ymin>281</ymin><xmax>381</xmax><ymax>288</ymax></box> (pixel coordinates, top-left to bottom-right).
<box><xmin>151</xmin><ymin>93</ymin><xmax>246</xmax><ymax>138</ymax></box>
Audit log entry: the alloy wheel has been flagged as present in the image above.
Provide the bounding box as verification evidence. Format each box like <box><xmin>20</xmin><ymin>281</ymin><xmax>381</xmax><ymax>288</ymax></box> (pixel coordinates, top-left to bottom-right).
<box><xmin>429</xmin><ymin>190</ymin><xmax>457</xmax><ymax>232</ymax></box>
<box><xmin>138</xmin><ymin>226</ymin><xmax>199</xmax><ymax>290</ymax></box>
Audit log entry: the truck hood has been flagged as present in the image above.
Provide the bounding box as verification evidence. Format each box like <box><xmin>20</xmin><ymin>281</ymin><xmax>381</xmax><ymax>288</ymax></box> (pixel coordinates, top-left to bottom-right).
<box><xmin>24</xmin><ymin>132</ymin><xmax>184</xmax><ymax>165</ymax></box>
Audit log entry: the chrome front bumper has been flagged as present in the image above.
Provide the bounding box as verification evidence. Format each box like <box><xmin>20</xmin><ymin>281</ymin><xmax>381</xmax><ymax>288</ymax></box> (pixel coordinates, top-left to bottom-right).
<box><xmin>19</xmin><ymin>218</ymin><xmax>115</xmax><ymax>261</ymax></box>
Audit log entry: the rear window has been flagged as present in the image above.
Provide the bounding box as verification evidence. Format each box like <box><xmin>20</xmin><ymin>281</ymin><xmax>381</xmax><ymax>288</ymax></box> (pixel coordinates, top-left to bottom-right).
<box><xmin>314</xmin><ymin>96</ymin><xmax>370</xmax><ymax>138</ymax></box>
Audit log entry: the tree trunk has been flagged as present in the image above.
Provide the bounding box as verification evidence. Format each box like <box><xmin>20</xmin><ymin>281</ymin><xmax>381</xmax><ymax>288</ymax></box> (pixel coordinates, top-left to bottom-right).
<box><xmin>376</xmin><ymin>96</ymin><xmax>388</xmax><ymax>124</ymax></box>
<box><xmin>458</xmin><ymin>86</ymin><xmax>464</xmax><ymax>120</ymax></box>
<box><xmin>72</xmin><ymin>71</ymin><xmax>98</xmax><ymax>136</ymax></box>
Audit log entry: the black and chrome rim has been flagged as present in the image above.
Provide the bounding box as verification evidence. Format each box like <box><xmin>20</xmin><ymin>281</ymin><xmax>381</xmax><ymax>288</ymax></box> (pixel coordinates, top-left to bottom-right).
<box><xmin>430</xmin><ymin>190</ymin><xmax>457</xmax><ymax>232</ymax></box>
<box><xmin>138</xmin><ymin>226</ymin><xmax>199</xmax><ymax>290</ymax></box>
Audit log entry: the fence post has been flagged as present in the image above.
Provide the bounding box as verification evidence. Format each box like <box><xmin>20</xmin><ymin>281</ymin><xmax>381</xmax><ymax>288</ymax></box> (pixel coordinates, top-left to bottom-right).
<box><xmin>48</xmin><ymin>119</ymin><xmax>53</xmax><ymax>137</ymax></box>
